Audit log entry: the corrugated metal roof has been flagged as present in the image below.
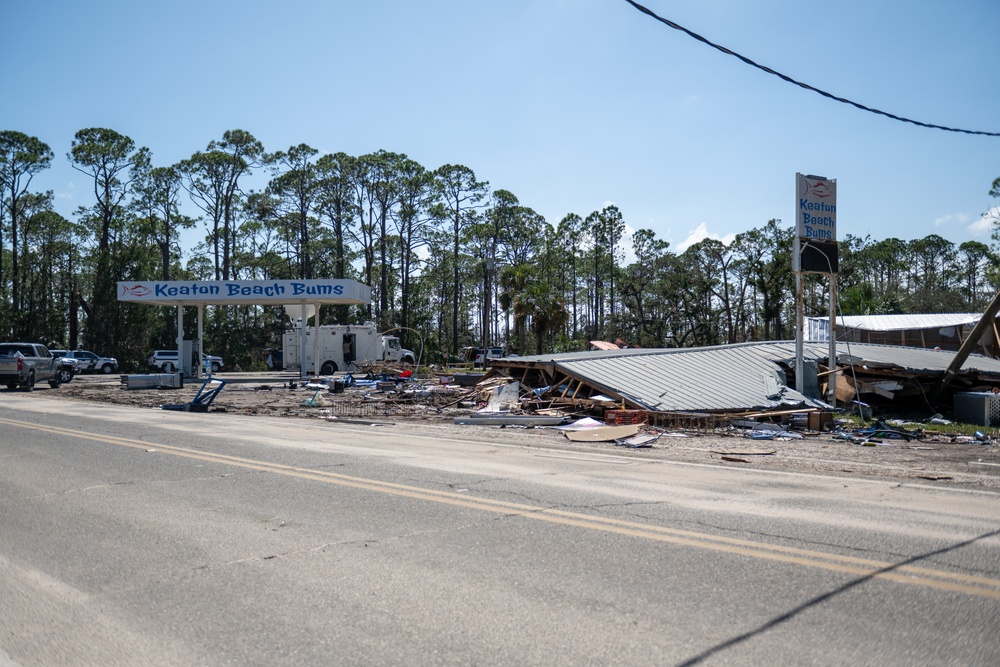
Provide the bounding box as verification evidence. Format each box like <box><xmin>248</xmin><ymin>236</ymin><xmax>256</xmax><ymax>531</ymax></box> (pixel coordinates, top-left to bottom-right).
<box><xmin>812</xmin><ymin>313</ymin><xmax>983</xmax><ymax>332</ymax></box>
<box><xmin>497</xmin><ymin>341</ymin><xmax>1000</xmax><ymax>413</ymax></box>
<box><xmin>554</xmin><ymin>345</ymin><xmax>822</xmax><ymax>412</ymax></box>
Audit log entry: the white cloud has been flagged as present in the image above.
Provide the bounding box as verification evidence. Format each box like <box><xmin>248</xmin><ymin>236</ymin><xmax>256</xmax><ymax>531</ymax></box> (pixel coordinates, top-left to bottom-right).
<box><xmin>968</xmin><ymin>208</ymin><xmax>1000</xmax><ymax>237</ymax></box>
<box><xmin>53</xmin><ymin>179</ymin><xmax>78</xmax><ymax>201</ymax></box>
<box><xmin>674</xmin><ymin>222</ymin><xmax>737</xmax><ymax>253</ymax></box>
<box><xmin>934</xmin><ymin>213</ymin><xmax>969</xmax><ymax>228</ymax></box>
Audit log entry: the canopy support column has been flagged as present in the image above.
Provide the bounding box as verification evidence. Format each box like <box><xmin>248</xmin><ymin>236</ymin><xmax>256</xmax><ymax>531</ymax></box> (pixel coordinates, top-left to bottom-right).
<box><xmin>175</xmin><ymin>305</ymin><xmax>184</xmax><ymax>375</ymax></box>
<box><xmin>197</xmin><ymin>305</ymin><xmax>205</xmax><ymax>377</ymax></box>
<box><xmin>313</xmin><ymin>302</ymin><xmax>321</xmax><ymax>376</ymax></box>
<box><xmin>299</xmin><ymin>304</ymin><xmax>308</xmax><ymax>380</ymax></box>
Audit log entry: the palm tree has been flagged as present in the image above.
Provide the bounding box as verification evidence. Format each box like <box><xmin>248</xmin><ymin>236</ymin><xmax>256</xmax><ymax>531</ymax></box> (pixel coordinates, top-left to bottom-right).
<box><xmin>523</xmin><ymin>282</ymin><xmax>569</xmax><ymax>355</ymax></box>
<box><xmin>500</xmin><ymin>264</ymin><xmax>568</xmax><ymax>355</ymax></box>
<box><xmin>498</xmin><ymin>264</ymin><xmax>531</xmax><ymax>354</ymax></box>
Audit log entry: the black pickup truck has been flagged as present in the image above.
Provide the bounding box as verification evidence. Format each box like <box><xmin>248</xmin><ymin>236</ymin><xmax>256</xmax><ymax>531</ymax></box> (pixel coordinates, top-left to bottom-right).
<box><xmin>0</xmin><ymin>342</ymin><xmax>62</xmax><ymax>391</ymax></box>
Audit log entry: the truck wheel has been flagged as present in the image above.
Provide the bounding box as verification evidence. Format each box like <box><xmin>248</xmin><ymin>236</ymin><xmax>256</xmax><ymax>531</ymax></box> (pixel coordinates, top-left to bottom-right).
<box><xmin>58</xmin><ymin>368</ymin><xmax>73</xmax><ymax>383</ymax></box>
<box><xmin>402</xmin><ymin>355</ymin><xmax>415</xmax><ymax>365</ymax></box>
<box><xmin>321</xmin><ymin>361</ymin><xmax>337</xmax><ymax>375</ymax></box>
<box><xmin>211</xmin><ymin>362</ymin><xmax>221</xmax><ymax>373</ymax></box>
<box><xmin>101</xmin><ymin>364</ymin><xmax>114</xmax><ymax>374</ymax></box>
<box><xmin>49</xmin><ymin>377</ymin><xmax>61</xmax><ymax>389</ymax></box>
<box><xmin>22</xmin><ymin>372</ymin><xmax>35</xmax><ymax>392</ymax></box>
<box><xmin>162</xmin><ymin>362</ymin><xmax>174</xmax><ymax>373</ymax></box>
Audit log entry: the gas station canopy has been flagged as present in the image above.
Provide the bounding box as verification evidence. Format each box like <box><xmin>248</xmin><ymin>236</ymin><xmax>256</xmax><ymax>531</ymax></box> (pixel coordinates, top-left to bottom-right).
<box><xmin>117</xmin><ymin>279</ymin><xmax>372</xmax><ymax>379</ymax></box>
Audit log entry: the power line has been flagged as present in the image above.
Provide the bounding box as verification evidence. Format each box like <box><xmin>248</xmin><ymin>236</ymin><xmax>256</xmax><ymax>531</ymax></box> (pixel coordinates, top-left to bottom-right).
<box><xmin>622</xmin><ymin>0</ymin><xmax>1000</xmax><ymax>137</ymax></box>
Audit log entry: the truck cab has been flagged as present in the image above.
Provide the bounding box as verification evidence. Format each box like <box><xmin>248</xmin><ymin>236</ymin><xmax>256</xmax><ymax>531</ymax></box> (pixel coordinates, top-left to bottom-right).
<box><xmin>383</xmin><ymin>336</ymin><xmax>416</xmax><ymax>364</ymax></box>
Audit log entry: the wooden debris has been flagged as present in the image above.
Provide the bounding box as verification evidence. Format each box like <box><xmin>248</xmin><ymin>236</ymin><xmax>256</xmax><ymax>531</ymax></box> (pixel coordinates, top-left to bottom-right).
<box><xmin>711</xmin><ymin>448</ymin><xmax>776</xmax><ymax>456</ymax></box>
<box><xmin>563</xmin><ymin>424</ymin><xmax>642</xmax><ymax>442</ymax></box>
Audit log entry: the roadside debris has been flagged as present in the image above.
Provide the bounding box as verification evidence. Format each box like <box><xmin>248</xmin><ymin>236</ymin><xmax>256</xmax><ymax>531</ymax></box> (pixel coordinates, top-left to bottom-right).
<box><xmin>162</xmin><ymin>378</ymin><xmax>226</xmax><ymax>412</ymax></box>
<box><xmin>616</xmin><ymin>433</ymin><xmax>660</xmax><ymax>448</ymax></box>
<box><xmin>121</xmin><ymin>373</ymin><xmax>184</xmax><ymax>389</ymax></box>
<box><xmin>563</xmin><ymin>424</ymin><xmax>642</xmax><ymax>442</ymax></box>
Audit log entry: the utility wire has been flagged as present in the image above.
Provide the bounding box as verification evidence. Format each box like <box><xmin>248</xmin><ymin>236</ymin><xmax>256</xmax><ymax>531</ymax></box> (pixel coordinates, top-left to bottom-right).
<box><xmin>622</xmin><ymin>0</ymin><xmax>1000</xmax><ymax>137</ymax></box>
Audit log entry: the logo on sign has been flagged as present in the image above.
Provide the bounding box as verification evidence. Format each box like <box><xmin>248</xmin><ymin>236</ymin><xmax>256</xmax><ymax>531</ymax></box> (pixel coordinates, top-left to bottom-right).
<box><xmin>120</xmin><ymin>284</ymin><xmax>152</xmax><ymax>297</ymax></box>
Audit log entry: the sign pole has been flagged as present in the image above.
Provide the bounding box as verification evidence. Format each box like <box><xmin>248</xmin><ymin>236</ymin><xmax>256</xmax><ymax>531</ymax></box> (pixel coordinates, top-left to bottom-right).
<box><xmin>828</xmin><ymin>279</ymin><xmax>837</xmax><ymax>407</ymax></box>
<box><xmin>795</xmin><ymin>269</ymin><xmax>804</xmax><ymax>393</ymax></box>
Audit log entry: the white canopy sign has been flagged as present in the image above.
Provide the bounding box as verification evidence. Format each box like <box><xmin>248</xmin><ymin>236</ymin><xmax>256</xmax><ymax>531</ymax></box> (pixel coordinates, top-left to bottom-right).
<box><xmin>117</xmin><ymin>279</ymin><xmax>371</xmax><ymax>306</ymax></box>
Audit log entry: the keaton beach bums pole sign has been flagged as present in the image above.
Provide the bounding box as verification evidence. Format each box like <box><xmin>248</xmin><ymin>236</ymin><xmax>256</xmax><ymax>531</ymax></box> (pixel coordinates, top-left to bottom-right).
<box><xmin>793</xmin><ymin>173</ymin><xmax>839</xmax><ymax>404</ymax></box>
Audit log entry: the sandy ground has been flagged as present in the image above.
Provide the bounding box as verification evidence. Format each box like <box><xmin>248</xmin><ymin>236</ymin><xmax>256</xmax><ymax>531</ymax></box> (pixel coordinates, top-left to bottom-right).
<box><xmin>21</xmin><ymin>372</ymin><xmax>1000</xmax><ymax>491</ymax></box>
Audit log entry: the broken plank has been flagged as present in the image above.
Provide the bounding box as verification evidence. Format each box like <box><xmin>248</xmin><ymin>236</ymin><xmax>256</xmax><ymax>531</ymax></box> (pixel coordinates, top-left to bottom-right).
<box><xmin>563</xmin><ymin>424</ymin><xmax>641</xmax><ymax>442</ymax></box>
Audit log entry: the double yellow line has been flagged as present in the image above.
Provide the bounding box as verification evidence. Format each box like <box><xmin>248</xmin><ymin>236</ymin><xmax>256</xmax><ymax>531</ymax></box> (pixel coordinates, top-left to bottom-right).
<box><xmin>4</xmin><ymin>415</ymin><xmax>1000</xmax><ymax>599</ymax></box>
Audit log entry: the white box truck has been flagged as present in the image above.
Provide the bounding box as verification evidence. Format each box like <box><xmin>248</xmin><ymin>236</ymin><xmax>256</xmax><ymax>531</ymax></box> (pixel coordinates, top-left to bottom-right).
<box><xmin>283</xmin><ymin>323</ymin><xmax>415</xmax><ymax>374</ymax></box>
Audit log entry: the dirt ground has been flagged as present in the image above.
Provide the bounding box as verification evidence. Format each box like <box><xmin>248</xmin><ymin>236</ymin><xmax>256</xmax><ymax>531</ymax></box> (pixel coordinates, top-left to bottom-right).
<box><xmin>26</xmin><ymin>372</ymin><xmax>1000</xmax><ymax>491</ymax></box>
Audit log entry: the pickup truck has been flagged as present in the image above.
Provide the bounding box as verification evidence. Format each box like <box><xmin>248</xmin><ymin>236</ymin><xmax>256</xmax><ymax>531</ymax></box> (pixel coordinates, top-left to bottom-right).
<box><xmin>0</xmin><ymin>342</ymin><xmax>62</xmax><ymax>391</ymax></box>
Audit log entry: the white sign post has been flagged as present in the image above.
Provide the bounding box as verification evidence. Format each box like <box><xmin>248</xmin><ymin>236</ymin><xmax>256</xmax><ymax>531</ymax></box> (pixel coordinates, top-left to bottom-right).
<box><xmin>794</xmin><ymin>174</ymin><xmax>838</xmax><ymax>407</ymax></box>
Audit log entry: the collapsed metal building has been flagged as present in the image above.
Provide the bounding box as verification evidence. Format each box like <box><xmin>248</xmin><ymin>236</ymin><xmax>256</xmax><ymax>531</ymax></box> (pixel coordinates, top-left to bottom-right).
<box><xmin>487</xmin><ymin>341</ymin><xmax>1000</xmax><ymax>420</ymax></box>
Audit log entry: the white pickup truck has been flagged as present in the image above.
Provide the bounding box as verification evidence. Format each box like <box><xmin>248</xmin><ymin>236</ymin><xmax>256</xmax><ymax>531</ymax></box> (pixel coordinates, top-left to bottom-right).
<box><xmin>0</xmin><ymin>342</ymin><xmax>62</xmax><ymax>391</ymax></box>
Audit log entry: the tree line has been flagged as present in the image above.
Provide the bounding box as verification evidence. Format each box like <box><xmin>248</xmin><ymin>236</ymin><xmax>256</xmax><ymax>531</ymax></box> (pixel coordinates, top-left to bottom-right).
<box><xmin>2</xmin><ymin>128</ymin><xmax>999</xmax><ymax>371</ymax></box>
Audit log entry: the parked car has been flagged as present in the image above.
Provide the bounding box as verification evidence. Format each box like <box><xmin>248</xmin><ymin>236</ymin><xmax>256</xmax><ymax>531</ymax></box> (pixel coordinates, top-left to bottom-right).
<box><xmin>473</xmin><ymin>347</ymin><xmax>506</xmax><ymax>368</ymax></box>
<box><xmin>67</xmin><ymin>349</ymin><xmax>118</xmax><ymax>374</ymax></box>
<box><xmin>49</xmin><ymin>350</ymin><xmax>82</xmax><ymax>383</ymax></box>
<box><xmin>148</xmin><ymin>350</ymin><xmax>224</xmax><ymax>373</ymax></box>
<box><xmin>0</xmin><ymin>342</ymin><xmax>62</xmax><ymax>390</ymax></box>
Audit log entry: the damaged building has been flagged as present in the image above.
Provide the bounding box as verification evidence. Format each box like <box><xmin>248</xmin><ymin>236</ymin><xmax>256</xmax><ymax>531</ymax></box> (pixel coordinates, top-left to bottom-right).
<box><xmin>806</xmin><ymin>313</ymin><xmax>1000</xmax><ymax>358</ymax></box>
<box><xmin>487</xmin><ymin>341</ymin><xmax>1000</xmax><ymax>423</ymax></box>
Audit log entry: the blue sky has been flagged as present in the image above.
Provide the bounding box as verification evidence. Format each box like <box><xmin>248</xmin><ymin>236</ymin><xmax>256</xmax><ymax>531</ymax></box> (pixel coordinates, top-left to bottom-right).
<box><xmin>4</xmin><ymin>0</ymin><xmax>998</xmax><ymax>255</ymax></box>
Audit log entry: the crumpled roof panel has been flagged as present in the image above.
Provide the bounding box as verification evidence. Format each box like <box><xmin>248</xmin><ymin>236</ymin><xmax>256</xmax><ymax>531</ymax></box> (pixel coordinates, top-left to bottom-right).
<box><xmin>500</xmin><ymin>341</ymin><xmax>1000</xmax><ymax>413</ymax></box>
<box><xmin>558</xmin><ymin>346</ymin><xmax>820</xmax><ymax>412</ymax></box>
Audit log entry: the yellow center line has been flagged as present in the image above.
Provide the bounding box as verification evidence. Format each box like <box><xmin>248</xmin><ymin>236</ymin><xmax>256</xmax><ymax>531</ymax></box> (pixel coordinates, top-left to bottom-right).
<box><xmin>4</xmin><ymin>416</ymin><xmax>999</xmax><ymax>599</ymax></box>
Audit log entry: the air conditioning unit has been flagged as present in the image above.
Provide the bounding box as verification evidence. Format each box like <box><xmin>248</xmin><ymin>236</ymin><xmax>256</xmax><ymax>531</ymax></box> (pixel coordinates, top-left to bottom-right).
<box><xmin>952</xmin><ymin>392</ymin><xmax>1000</xmax><ymax>426</ymax></box>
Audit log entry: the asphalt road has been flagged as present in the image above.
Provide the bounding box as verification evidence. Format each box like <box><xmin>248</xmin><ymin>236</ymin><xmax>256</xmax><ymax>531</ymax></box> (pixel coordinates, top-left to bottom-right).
<box><xmin>1</xmin><ymin>397</ymin><xmax>999</xmax><ymax>666</ymax></box>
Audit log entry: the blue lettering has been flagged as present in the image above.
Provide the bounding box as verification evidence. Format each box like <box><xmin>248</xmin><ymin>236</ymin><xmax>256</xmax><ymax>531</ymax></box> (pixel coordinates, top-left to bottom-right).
<box><xmin>805</xmin><ymin>226</ymin><xmax>833</xmax><ymax>240</ymax></box>
<box><xmin>802</xmin><ymin>213</ymin><xmax>836</xmax><ymax>227</ymax></box>
<box><xmin>799</xmin><ymin>199</ymin><xmax>836</xmax><ymax>213</ymax></box>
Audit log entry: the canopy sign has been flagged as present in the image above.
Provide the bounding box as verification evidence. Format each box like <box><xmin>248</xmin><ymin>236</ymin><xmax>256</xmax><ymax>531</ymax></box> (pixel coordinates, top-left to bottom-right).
<box><xmin>117</xmin><ymin>279</ymin><xmax>371</xmax><ymax>306</ymax></box>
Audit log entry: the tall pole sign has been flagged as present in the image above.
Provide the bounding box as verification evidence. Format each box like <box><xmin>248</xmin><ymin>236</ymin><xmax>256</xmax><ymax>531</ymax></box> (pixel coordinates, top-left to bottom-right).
<box><xmin>794</xmin><ymin>173</ymin><xmax>839</xmax><ymax>407</ymax></box>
